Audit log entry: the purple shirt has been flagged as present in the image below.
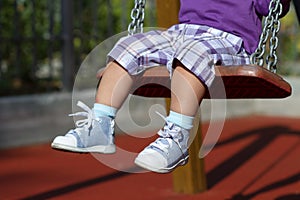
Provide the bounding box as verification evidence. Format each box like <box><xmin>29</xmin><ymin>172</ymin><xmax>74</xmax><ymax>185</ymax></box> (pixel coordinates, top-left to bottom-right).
<box><xmin>179</xmin><ymin>0</ymin><xmax>291</xmax><ymax>54</ymax></box>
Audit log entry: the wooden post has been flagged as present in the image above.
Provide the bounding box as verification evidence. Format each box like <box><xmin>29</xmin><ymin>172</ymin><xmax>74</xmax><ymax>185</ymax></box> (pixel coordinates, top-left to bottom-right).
<box><xmin>156</xmin><ymin>0</ymin><xmax>180</xmax><ymax>27</ymax></box>
<box><xmin>157</xmin><ymin>0</ymin><xmax>207</xmax><ymax>194</ymax></box>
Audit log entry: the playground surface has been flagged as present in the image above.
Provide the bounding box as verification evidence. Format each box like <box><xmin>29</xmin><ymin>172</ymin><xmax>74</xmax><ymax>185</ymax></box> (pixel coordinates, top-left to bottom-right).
<box><xmin>0</xmin><ymin>115</ymin><xmax>300</xmax><ymax>200</ymax></box>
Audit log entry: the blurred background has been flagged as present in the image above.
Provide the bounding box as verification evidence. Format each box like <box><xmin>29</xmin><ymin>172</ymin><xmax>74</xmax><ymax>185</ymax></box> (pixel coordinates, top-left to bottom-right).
<box><xmin>0</xmin><ymin>0</ymin><xmax>299</xmax><ymax>149</ymax></box>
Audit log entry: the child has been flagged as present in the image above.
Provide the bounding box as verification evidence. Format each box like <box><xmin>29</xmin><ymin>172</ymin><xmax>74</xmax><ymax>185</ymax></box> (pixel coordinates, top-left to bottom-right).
<box><xmin>52</xmin><ymin>0</ymin><xmax>291</xmax><ymax>173</ymax></box>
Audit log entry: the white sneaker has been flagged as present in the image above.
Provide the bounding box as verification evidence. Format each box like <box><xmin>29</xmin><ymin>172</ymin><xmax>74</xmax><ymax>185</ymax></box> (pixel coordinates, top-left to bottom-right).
<box><xmin>51</xmin><ymin>101</ymin><xmax>116</xmax><ymax>154</ymax></box>
<box><xmin>134</xmin><ymin>121</ymin><xmax>189</xmax><ymax>173</ymax></box>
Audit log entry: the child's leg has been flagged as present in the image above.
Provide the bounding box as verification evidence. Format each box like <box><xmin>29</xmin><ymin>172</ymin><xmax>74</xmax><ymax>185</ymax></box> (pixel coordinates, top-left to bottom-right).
<box><xmin>96</xmin><ymin>61</ymin><xmax>133</xmax><ymax>109</ymax></box>
<box><xmin>134</xmin><ymin>62</ymin><xmax>206</xmax><ymax>173</ymax></box>
<box><xmin>170</xmin><ymin>61</ymin><xmax>206</xmax><ymax>117</ymax></box>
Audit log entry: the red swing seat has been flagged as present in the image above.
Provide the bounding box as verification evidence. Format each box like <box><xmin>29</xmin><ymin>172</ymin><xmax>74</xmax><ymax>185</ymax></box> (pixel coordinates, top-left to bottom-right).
<box><xmin>97</xmin><ymin>65</ymin><xmax>292</xmax><ymax>99</ymax></box>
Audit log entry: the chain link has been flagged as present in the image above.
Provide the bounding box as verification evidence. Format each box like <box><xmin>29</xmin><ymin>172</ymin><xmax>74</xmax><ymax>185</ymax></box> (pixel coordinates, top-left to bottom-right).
<box><xmin>128</xmin><ymin>0</ymin><xmax>146</xmax><ymax>35</ymax></box>
<box><xmin>250</xmin><ymin>0</ymin><xmax>282</xmax><ymax>73</ymax></box>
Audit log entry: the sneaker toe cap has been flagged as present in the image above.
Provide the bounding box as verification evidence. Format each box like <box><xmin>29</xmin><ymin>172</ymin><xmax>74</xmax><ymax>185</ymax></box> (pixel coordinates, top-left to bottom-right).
<box><xmin>52</xmin><ymin>134</ymin><xmax>77</xmax><ymax>147</ymax></box>
<box><xmin>135</xmin><ymin>149</ymin><xmax>167</xmax><ymax>170</ymax></box>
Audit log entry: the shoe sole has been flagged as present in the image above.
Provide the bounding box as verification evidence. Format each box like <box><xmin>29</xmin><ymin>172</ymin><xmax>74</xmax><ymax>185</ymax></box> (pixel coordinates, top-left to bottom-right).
<box><xmin>134</xmin><ymin>155</ymin><xmax>189</xmax><ymax>173</ymax></box>
<box><xmin>51</xmin><ymin>142</ymin><xmax>116</xmax><ymax>154</ymax></box>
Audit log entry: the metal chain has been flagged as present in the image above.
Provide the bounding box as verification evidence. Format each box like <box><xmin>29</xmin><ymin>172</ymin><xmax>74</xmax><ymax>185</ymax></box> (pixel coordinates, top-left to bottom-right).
<box><xmin>128</xmin><ymin>0</ymin><xmax>146</xmax><ymax>35</ymax></box>
<box><xmin>250</xmin><ymin>0</ymin><xmax>282</xmax><ymax>73</ymax></box>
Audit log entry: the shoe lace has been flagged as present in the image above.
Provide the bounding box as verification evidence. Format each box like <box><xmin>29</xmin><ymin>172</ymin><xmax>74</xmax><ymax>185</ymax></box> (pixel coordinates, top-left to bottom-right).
<box><xmin>69</xmin><ymin>101</ymin><xmax>99</xmax><ymax>131</ymax></box>
<box><xmin>151</xmin><ymin>112</ymin><xmax>185</xmax><ymax>156</ymax></box>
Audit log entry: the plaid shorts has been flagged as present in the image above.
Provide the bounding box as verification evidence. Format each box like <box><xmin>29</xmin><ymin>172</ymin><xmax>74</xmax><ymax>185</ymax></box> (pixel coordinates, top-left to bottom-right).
<box><xmin>108</xmin><ymin>24</ymin><xmax>250</xmax><ymax>87</ymax></box>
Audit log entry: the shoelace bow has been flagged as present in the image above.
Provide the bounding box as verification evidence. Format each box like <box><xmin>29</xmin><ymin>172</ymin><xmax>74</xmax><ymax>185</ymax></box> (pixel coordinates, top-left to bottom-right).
<box><xmin>69</xmin><ymin>101</ymin><xmax>99</xmax><ymax>131</ymax></box>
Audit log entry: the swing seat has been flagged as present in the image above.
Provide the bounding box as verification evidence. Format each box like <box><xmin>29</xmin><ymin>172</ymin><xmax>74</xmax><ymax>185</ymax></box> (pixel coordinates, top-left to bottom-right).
<box><xmin>97</xmin><ymin>65</ymin><xmax>292</xmax><ymax>99</ymax></box>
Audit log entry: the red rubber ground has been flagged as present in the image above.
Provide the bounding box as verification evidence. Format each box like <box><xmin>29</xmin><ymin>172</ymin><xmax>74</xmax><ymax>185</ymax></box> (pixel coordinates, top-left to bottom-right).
<box><xmin>0</xmin><ymin>115</ymin><xmax>299</xmax><ymax>200</ymax></box>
